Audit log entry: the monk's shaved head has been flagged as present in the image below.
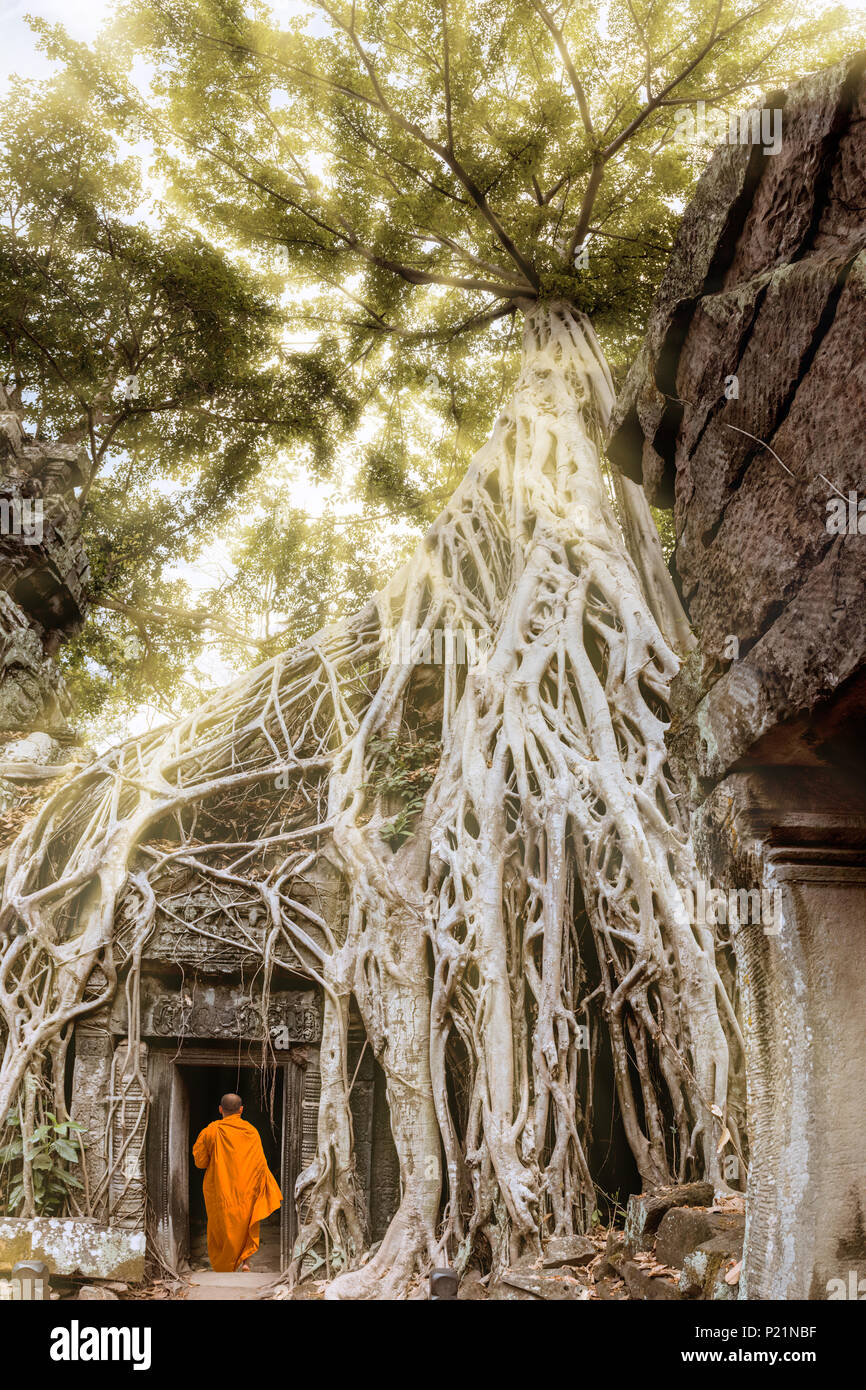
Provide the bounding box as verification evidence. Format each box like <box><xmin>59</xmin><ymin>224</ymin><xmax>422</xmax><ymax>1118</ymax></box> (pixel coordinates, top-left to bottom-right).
<box><xmin>219</xmin><ymin>1093</ymin><xmax>243</xmax><ymax>1115</ymax></box>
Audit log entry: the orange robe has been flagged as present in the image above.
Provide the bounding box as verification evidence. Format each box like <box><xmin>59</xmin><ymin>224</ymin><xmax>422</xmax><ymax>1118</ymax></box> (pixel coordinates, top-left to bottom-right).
<box><xmin>192</xmin><ymin>1114</ymin><xmax>282</xmax><ymax>1272</ymax></box>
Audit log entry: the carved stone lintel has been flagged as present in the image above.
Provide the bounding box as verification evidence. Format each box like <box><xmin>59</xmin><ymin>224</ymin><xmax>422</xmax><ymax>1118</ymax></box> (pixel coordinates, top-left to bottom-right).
<box><xmin>112</xmin><ymin>975</ymin><xmax>322</xmax><ymax>1045</ymax></box>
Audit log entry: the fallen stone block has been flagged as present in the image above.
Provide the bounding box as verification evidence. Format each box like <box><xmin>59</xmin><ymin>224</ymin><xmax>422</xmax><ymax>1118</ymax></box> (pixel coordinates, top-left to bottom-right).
<box><xmin>541</xmin><ymin>1235</ymin><xmax>596</xmax><ymax>1269</ymax></box>
<box><xmin>624</xmin><ymin>1183</ymin><xmax>715</xmax><ymax>1252</ymax></box>
<box><xmin>596</xmin><ymin>1232</ymin><xmax>626</xmax><ymax>1279</ymax></box>
<box><xmin>679</xmin><ymin>1234</ymin><xmax>744</xmax><ymax>1299</ymax></box>
<box><xmin>77</xmin><ymin>1285</ymin><xmax>119</xmax><ymax>1301</ymax></box>
<box><xmin>656</xmin><ymin>1206</ymin><xmax>745</xmax><ymax>1268</ymax></box>
<box><xmin>594</xmin><ymin>1277</ymin><xmax>629</xmax><ymax>1301</ymax></box>
<box><xmin>457</xmin><ymin>1269</ymin><xmax>488</xmax><ymax>1301</ymax></box>
<box><xmin>622</xmin><ymin>1260</ymin><xmax>682</xmax><ymax>1300</ymax></box>
<box><xmin>498</xmin><ymin>1267</ymin><xmax>590</xmax><ymax>1300</ymax></box>
<box><xmin>655</xmin><ymin>1207</ymin><xmax>714</xmax><ymax>1267</ymax></box>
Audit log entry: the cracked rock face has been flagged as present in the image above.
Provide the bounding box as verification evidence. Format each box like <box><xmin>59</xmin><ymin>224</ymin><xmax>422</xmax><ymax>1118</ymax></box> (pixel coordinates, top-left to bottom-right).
<box><xmin>609</xmin><ymin>55</ymin><xmax>866</xmax><ymax>1304</ymax></box>
<box><xmin>608</xmin><ymin>55</ymin><xmax>866</xmax><ymax>801</ymax></box>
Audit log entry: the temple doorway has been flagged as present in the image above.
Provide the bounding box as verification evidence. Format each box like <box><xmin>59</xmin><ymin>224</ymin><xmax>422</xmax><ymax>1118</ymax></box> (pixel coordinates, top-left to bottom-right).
<box><xmin>184</xmin><ymin>1063</ymin><xmax>284</xmax><ymax>1272</ymax></box>
<box><xmin>146</xmin><ymin>1043</ymin><xmax>305</xmax><ymax>1276</ymax></box>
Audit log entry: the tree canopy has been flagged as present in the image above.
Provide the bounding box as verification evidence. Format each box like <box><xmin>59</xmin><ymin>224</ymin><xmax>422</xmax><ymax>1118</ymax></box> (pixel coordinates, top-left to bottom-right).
<box><xmin>102</xmin><ymin>0</ymin><xmax>856</xmax><ymax>346</ymax></box>
<box><xmin>3</xmin><ymin>0</ymin><xmax>860</xmax><ymax>734</ymax></box>
<box><xmin>0</xmin><ymin>66</ymin><xmax>356</xmax><ymax>729</ymax></box>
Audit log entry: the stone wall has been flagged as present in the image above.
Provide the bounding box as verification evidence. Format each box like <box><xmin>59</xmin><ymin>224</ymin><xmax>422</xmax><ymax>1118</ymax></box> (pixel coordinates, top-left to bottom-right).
<box><xmin>609</xmin><ymin>55</ymin><xmax>866</xmax><ymax>1300</ymax></box>
<box><xmin>60</xmin><ymin>858</ymin><xmax>399</xmax><ymax>1279</ymax></box>
<box><xmin>0</xmin><ymin>1217</ymin><xmax>145</xmax><ymax>1282</ymax></box>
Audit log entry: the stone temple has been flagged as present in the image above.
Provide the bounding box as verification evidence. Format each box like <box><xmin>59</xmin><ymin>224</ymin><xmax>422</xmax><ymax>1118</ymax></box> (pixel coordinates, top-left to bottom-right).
<box><xmin>0</xmin><ymin>391</ymin><xmax>399</xmax><ymax>1284</ymax></box>
<box><xmin>610</xmin><ymin>52</ymin><xmax>866</xmax><ymax>1300</ymax></box>
<box><xmin>59</xmin><ymin>857</ymin><xmax>399</xmax><ymax>1278</ymax></box>
<box><xmin>2</xmin><ymin>55</ymin><xmax>865</xmax><ymax>1298</ymax></box>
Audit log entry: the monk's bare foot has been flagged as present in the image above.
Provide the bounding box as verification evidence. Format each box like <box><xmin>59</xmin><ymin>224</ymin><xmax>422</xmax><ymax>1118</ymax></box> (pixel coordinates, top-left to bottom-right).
<box><xmin>240</xmin><ymin>1262</ymin><xmax>250</xmax><ymax>1273</ymax></box>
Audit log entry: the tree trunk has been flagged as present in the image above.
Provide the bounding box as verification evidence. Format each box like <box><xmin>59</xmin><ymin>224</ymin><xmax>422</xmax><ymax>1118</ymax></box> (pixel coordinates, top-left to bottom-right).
<box><xmin>306</xmin><ymin>301</ymin><xmax>735</xmax><ymax>1295</ymax></box>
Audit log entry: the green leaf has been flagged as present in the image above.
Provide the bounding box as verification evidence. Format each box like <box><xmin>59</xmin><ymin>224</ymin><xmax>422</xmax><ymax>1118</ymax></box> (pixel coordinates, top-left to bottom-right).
<box><xmin>51</xmin><ymin>1140</ymin><xmax>80</xmax><ymax>1162</ymax></box>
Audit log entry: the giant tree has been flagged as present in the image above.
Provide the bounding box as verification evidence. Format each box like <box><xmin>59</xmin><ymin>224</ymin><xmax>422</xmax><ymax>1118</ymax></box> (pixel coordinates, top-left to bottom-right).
<box><xmin>0</xmin><ymin>0</ymin><xmax>856</xmax><ymax>1296</ymax></box>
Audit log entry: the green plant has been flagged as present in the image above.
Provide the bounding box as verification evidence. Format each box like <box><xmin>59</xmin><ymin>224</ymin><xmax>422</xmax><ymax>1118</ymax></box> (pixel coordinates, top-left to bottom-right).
<box><xmin>0</xmin><ymin>1112</ymin><xmax>85</xmax><ymax>1216</ymax></box>
<box><xmin>365</xmin><ymin>735</ymin><xmax>441</xmax><ymax>849</ymax></box>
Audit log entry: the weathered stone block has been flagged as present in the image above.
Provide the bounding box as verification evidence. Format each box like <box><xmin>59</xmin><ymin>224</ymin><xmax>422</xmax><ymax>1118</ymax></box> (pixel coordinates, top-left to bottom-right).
<box><xmin>621</xmin><ymin>1260</ymin><xmax>682</xmax><ymax>1300</ymax></box>
<box><xmin>678</xmin><ymin>1235</ymin><xmax>743</xmax><ymax>1300</ymax></box>
<box><xmin>675</xmin><ymin>255</ymin><xmax>853</xmax><ymax>604</ymax></box>
<box><xmin>596</xmin><ymin>1231</ymin><xmax>626</xmax><ymax>1278</ymax></box>
<box><xmin>541</xmin><ymin>1235</ymin><xmax>596</xmax><ymax>1268</ymax></box>
<box><xmin>668</xmin><ymin>530</ymin><xmax>866</xmax><ymax>797</ymax></box>
<box><xmin>595</xmin><ymin>1276</ymin><xmax>629</xmax><ymax>1300</ymax></box>
<box><xmin>495</xmin><ymin>1267</ymin><xmax>590</xmax><ymax>1300</ymax></box>
<box><xmin>624</xmin><ymin>1183</ymin><xmax>715</xmax><ymax>1252</ymax></box>
<box><xmin>722</xmin><ymin>59</ymin><xmax>862</xmax><ymax>286</ymax></box>
<box><xmin>655</xmin><ymin>1208</ymin><xmax>714</xmax><ymax>1268</ymax></box>
<box><xmin>0</xmin><ymin>1218</ymin><xmax>145</xmax><ymax>1282</ymax></box>
<box><xmin>656</xmin><ymin>1207</ymin><xmax>746</xmax><ymax>1269</ymax></box>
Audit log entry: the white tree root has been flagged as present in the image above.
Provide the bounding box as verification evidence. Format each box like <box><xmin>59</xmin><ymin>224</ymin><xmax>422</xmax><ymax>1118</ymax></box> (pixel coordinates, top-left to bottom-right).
<box><xmin>0</xmin><ymin>303</ymin><xmax>742</xmax><ymax>1299</ymax></box>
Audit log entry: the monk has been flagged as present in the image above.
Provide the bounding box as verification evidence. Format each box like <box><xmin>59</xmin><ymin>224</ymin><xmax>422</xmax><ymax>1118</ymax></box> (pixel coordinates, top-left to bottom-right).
<box><xmin>192</xmin><ymin>1093</ymin><xmax>282</xmax><ymax>1273</ymax></box>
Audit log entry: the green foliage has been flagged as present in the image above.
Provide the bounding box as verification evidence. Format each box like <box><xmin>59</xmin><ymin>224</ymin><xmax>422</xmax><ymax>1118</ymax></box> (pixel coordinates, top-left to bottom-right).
<box><xmin>102</xmin><ymin>0</ymin><xmax>857</xmax><ymax>362</ymax></box>
<box><xmin>0</xmin><ymin>1112</ymin><xmax>86</xmax><ymax>1216</ymax></box>
<box><xmin>365</xmin><ymin>734</ymin><xmax>441</xmax><ymax>847</ymax></box>
<box><xmin>0</xmin><ymin>66</ymin><xmax>357</xmax><ymax>727</ymax></box>
<box><xmin>2</xmin><ymin>0</ymin><xmax>861</xmax><ymax>731</ymax></box>
<box><xmin>651</xmin><ymin>506</ymin><xmax>676</xmax><ymax>562</ymax></box>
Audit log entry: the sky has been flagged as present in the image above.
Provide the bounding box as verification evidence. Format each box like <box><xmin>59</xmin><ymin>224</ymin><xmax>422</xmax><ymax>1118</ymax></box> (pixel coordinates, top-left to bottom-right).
<box><xmin>0</xmin><ymin>0</ymin><xmax>114</xmax><ymax>90</ymax></box>
<box><xmin>0</xmin><ymin>0</ymin><xmax>326</xmax><ymax>90</ymax></box>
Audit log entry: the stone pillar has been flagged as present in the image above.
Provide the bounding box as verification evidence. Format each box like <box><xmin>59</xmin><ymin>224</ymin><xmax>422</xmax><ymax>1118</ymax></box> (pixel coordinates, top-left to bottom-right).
<box><xmin>107</xmin><ymin>1041</ymin><xmax>149</xmax><ymax>1229</ymax></box>
<box><xmin>69</xmin><ymin>972</ymin><xmax>114</xmax><ymax>1221</ymax></box>
<box><xmin>300</xmin><ymin>1049</ymin><xmax>322</xmax><ymax>1181</ymax></box>
<box><xmin>695</xmin><ymin>771</ymin><xmax>866</xmax><ymax>1298</ymax></box>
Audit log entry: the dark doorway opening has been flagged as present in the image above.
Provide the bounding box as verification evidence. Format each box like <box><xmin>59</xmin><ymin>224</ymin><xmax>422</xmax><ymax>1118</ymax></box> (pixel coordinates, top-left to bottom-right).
<box><xmin>183</xmin><ymin>1063</ymin><xmax>284</xmax><ymax>1272</ymax></box>
<box><xmin>571</xmin><ymin>877</ymin><xmax>642</xmax><ymax>1223</ymax></box>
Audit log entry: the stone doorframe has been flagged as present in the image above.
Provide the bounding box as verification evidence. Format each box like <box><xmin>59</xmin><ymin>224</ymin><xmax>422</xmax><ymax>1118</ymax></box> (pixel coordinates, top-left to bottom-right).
<box><xmin>146</xmin><ymin>1045</ymin><xmax>317</xmax><ymax>1275</ymax></box>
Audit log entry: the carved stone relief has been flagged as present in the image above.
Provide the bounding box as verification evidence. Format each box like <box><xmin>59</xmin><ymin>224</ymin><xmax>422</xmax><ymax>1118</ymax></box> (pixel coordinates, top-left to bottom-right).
<box><xmin>108</xmin><ymin>1042</ymin><xmax>149</xmax><ymax>1230</ymax></box>
<box><xmin>111</xmin><ymin>976</ymin><xmax>321</xmax><ymax>1044</ymax></box>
